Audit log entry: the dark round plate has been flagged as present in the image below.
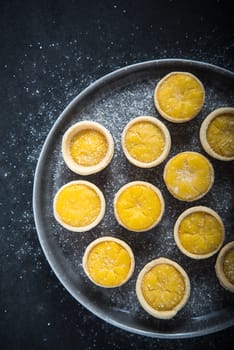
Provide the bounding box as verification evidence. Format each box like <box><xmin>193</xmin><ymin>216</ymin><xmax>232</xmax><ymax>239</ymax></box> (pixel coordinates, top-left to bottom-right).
<box><xmin>33</xmin><ymin>59</ymin><xmax>234</xmax><ymax>338</ymax></box>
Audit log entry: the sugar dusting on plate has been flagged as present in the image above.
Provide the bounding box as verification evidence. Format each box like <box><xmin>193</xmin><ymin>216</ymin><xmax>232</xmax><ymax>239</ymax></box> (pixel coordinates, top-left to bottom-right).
<box><xmin>34</xmin><ymin>62</ymin><xmax>234</xmax><ymax>330</ymax></box>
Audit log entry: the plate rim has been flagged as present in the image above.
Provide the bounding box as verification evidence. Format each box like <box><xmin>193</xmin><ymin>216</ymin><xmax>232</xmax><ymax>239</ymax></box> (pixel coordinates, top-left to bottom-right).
<box><xmin>33</xmin><ymin>58</ymin><xmax>234</xmax><ymax>339</ymax></box>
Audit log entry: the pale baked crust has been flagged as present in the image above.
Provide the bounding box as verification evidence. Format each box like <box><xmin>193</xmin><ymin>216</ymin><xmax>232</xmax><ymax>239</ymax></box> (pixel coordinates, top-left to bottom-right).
<box><xmin>82</xmin><ymin>236</ymin><xmax>135</xmax><ymax>288</ymax></box>
<box><xmin>215</xmin><ymin>241</ymin><xmax>234</xmax><ymax>293</ymax></box>
<box><xmin>154</xmin><ymin>71</ymin><xmax>205</xmax><ymax>123</ymax></box>
<box><xmin>113</xmin><ymin>181</ymin><xmax>165</xmax><ymax>232</ymax></box>
<box><xmin>62</xmin><ymin>121</ymin><xmax>114</xmax><ymax>175</ymax></box>
<box><xmin>174</xmin><ymin>206</ymin><xmax>225</xmax><ymax>259</ymax></box>
<box><xmin>53</xmin><ymin>180</ymin><xmax>106</xmax><ymax>232</ymax></box>
<box><xmin>136</xmin><ymin>257</ymin><xmax>190</xmax><ymax>319</ymax></box>
<box><xmin>200</xmin><ymin>107</ymin><xmax>234</xmax><ymax>161</ymax></box>
<box><xmin>121</xmin><ymin>116</ymin><xmax>171</xmax><ymax>168</ymax></box>
<box><xmin>163</xmin><ymin>151</ymin><xmax>214</xmax><ymax>202</ymax></box>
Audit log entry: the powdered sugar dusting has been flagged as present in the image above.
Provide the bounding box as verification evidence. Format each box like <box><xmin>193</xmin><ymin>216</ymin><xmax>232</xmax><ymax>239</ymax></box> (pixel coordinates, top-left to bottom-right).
<box><xmin>33</xmin><ymin>61</ymin><xmax>234</xmax><ymax>333</ymax></box>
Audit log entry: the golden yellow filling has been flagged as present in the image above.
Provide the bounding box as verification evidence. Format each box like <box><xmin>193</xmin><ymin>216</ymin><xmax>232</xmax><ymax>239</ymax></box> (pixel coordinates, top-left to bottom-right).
<box><xmin>116</xmin><ymin>185</ymin><xmax>162</xmax><ymax>231</ymax></box>
<box><xmin>141</xmin><ymin>263</ymin><xmax>185</xmax><ymax>311</ymax></box>
<box><xmin>207</xmin><ymin>114</ymin><xmax>234</xmax><ymax>157</ymax></box>
<box><xmin>86</xmin><ymin>241</ymin><xmax>132</xmax><ymax>287</ymax></box>
<box><xmin>164</xmin><ymin>152</ymin><xmax>213</xmax><ymax>200</ymax></box>
<box><xmin>157</xmin><ymin>73</ymin><xmax>204</xmax><ymax>120</ymax></box>
<box><xmin>223</xmin><ymin>248</ymin><xmax>234</xmax><ymax>285</ymax></box>
<box><xmin>70</xmin><ymin>129</ymin><xmax>108</xmax><ymax>166</ymax></box>
<box><xmin>178</xmin><ymin>212</ymin><xmax>224</xmax><ymax>255</ymax></box>
<box><xmin>125</xmin><ymin>121</ymin><xmax>165</xmax><ymax>163</ymax></box>
<box><xmin>55</xmin><ymin>184</ymin><xmax>101</xmax><ymax>227</ymax></box>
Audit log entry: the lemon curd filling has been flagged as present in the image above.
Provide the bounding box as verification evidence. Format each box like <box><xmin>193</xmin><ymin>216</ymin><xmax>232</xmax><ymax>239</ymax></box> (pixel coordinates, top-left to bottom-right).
<box><xmin>55</xmin><ymin>183</ymin><xmax>101</xmax><ymax>227</ymax></box>
<box><xmin>178</xmin><ymin>211</ymin><xmax>224</xmax><ymax>255</ymax></box>
<box><xmin>141</xmin><ymin>263</ymin><xmax>185</xmax><ymax>311</ymax></box>
<box><xmin>155</xmin><ymin>72</ymin><xmax>204</xmax><ymax>121</ymax></box>
<box><xmin>223</xmin><ymin>248</ymin><xmax>234</xmax><ymax>285</ymax></box>
<box><xmin>86</xmin><ymin>240</ymin><xmax>132</xmax><ymax>287</ymax></box>
<box><xmin>164</xmin><ymin>152</ymin><xmax>213</xmax><ymax>201</ymax></box>
<box><xmin>206</xmin><ymin>114</ymin><xmax>234</xmax><ymax>158</ymax></box>
<box><xmin>116</xmin><ymin>184</ymin><xmax>163</xmax><ymax>231</ymax></box>
<box><xmin>125</xmin><ymin>121</ymin><xmax>165</xmax><ymax>163</ymax></box>
<box><xmin>70</xmin><ymin>129</ymin><xmax>108</xmax><ymax>166</ymax></box>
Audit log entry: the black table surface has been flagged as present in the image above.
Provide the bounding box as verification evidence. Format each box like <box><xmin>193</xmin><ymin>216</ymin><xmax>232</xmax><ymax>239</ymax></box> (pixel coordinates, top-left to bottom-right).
<box><xmin>1</xmin><ymin>0</ymin><xmax>233</xmax><ymax>349</ymax></box>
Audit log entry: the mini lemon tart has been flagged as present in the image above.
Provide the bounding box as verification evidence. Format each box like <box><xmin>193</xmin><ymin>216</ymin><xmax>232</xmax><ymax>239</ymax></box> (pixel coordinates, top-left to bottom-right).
<box><xmin>114</xmin><ymin>181</ymin><xmax>164</xmax><ymax>232</ymax></box>
<box><xmin>62</xmin><ymin>121</ymin><xmax>114</xmax><ymax>175</ymax></box>
<box><xmin>136</xmin><ymin>257</ymin><xmax>190</xmax><ymax>319</ymax></box>
<box><xmin>163</xmin><ymin>151</ymin><xmax>214</xmax><ymax>201</ymax></box>
<box><xmin>215</xmin><ymin>241</ymin><xmax>234</xmax><ymax>292</ymax></box>
<box><xmin>174</xmin><ymin>206</ymin><xmax>225</xmax><ymax>259</ymax></box>
<box><xmin>200</xmin><ymin>107</ymin><xmax>234</xmax><ymax>161</ymax></box>
<box><xmin>82</xmin><ymin>236</ymin><xmax>135</xmax><ymax>288</ymax></box>
<box><xmin>121</xmin><ymin>116</ymin><xmax>171</xmax><ymax>168</ymax></box>
<box><xmin>53</xmin><ymin>180</ymin><xmax>105</xmax><ymax>232</ymax></box>
<box><xmin>154</xmin><ymin>71</ymin><xmax>205</xmax><ymax>123</ymax></box>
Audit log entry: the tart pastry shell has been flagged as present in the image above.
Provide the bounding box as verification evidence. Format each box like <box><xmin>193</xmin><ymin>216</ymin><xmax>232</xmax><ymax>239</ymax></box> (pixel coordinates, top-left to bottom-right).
<box><xmin>114</xmin><ymin>181</ymin><xmax>165</xmax><ymax>232</ymax></box>
<box><xmin>200</xmin><ymin>107</ymin><xmax>234</xmax><ymax>161</ymax></box>
<box><xmin>154</xmin><ymin>71</ymin><xmax>205</xmax><ymax>123</ymax></box>
<box><xmin>121</xmin><ymin>116</ymin><xmax>171</xmax><ymax>168</ymax></box>
<box><xmin>174</xmin><ymin>206</ymin><xmax>225</xmax><ymax>259</ymax></box>
<box><xmin>82</xmin><ymin>236</ymin><xmax>135</xmax><ymax>288</ymax></box>
<box><xmin>53</xmin><ymin>180</ymin><xmax>105</xmax><ymax>232</ymax></box>
<box><xmin>215</xmin><ymin>241</ymin><xmax>234</xmax><ymax>293</ymax></box>
<box><xmin>136</xmin><ymin>257</ymin><xmax>190</xmax><ymax>319</ymax></box>
<box><xmin>62</xmin><ymin>121</ymin><xmax>114</xmax><ymax>175</ymax></box>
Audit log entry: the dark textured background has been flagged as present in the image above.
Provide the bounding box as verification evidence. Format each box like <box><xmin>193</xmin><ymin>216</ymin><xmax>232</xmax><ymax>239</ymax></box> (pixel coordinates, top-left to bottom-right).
<box><xmin>0</xmin><ymin>0</ymin><xmax>233</xmax><ymax>349</ymax></box>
